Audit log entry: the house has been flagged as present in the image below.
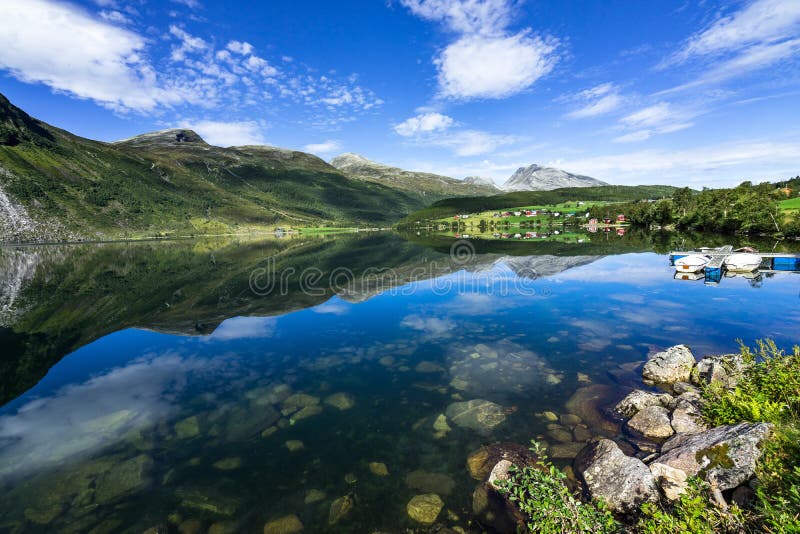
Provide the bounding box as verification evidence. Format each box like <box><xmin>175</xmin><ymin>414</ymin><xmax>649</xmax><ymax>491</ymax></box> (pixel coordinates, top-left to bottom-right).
<box><xmin>513</xmin><ymin>233</ymin><xmax>522</xmax><ymax>238</ymax></box>
<box><xmin>589</xmin><ymin>218</ymin><xmax>599</xmax><ymax>225</ymax></box>
<box><xmin>525</xmin><ymin>231</ymin><xmax>538</xmax><ymax>238</ymax></box>
<box><xmin>501</xmin><ymin>211</ymin><xmax>512</xmax><ymax>217</ymax></box>
<box><xmin>617</xmin><ymin>228</ymin><xmax>626</xmax><ymax>236</ymax></box>
<box><xmin>453</xmin><ymin>215</ymin><xmax>460</xmax><ymax>220</ymax></box>
<box><xmin>501</xmin><ymin>233</ymin><xmax>511</xmax><ymax>238</ymax></box>
<box><xmin>553</xmin><ymin>212</ymin><xmax>561</xmax><ymax>217</ymax></box>
<box><xmin>603</xmin><ymin>218</ymin><xmax>612</xmax><ymax>224</ymax></box>
<box><xmin>459</xmin><ymin>214</ymin><xmax>470</xmax><ymax>219</ymax></box>
<box><xmin>513</xmin><ymin>211</ymin><xmax>522</xmax><ymax>216</ymax></box>
<box><xmin>616</xmin><ymin>214</ymin><xmax>626</xmax><ymax>222</ymax></box>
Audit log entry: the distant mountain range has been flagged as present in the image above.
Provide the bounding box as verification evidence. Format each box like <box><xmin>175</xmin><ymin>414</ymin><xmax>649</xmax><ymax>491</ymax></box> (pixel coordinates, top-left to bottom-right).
<box><xmin>330</xmin><ymin>153</ymin><xmax>500</xmax><ymax>198</ymax></box>
<box><xmin>502</xmin><ymin>164</ymin><xmax>608</xmax><ymax>191</ymax></box>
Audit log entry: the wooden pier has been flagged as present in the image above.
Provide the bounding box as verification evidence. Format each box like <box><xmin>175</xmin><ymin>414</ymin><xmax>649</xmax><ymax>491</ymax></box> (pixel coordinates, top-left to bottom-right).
<box><xmin>669</xmin><ymin>246</ymin><xmax>800</xmax><ymax>284</ymax></box>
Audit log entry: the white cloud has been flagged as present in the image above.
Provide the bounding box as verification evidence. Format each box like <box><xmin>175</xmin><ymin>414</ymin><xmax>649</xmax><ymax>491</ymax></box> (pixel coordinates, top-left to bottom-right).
<box><xmin>401</xmin><ymin>0</ymin><xmax>559</xmax><ymax>100</ymax></box>
<box><xmin>400</xmin><ymin>0</ymin><xmax>513</xmax><ymax>36</ymax></box>
<box><xmin>671</xmin><ymin>0</ymin><xmax>800</xmax><ymax>63</ymax></box>
<box><xmin>564</xmin><ymin>83</ymin><xmax>622</xmax><ymax>119</ymax></box>
<box><xmin>226</xmin><ymin>40</ymin><xmax>254</xmax><ymax>55</ymax></box>
<box><xmin>304</xmin><ymin>140</ymin><xmax>342</xmax><ymax>154</ymax></box>
<box><xmin>178</xmin><ymin>119</ymin><xmax>267</xmax><ymax>146</ymax></box>
<box><xmin>435</xmin><ymin>129</ymin><xmax>517</xmax><ymax>156</ymax></box>
<box><xmin>401</xmin><ymin>313</ymin><xmax>455</xmax><ymax>337</ymax></box>
<box><xmin>612</xmin><ymin>102</ymin><xmax>696</xmax><ymax>143</ymax></box>
<box><xmin>658</xmin><ymin>0</ymin><xmax>800</xmax><ymax>93</ymax></box>
<box><xmin>0</xmin><ymin>0</ymin><xmax>182</xmax><ymax>112</ymax></box>
<box><xmin>171</xmin><ymin>0</ymin><xmax>201</xmax><ymax>8</ymax></box>
<box><xmin>620</xmin><ymin>102</ymin><xmax>673</xmax><ymax>128</ymax></box>
<box><xmin>436</xmin><ymin>32</ymin><xmax>557</xmax><ymax>100</ymax></box>
<box><xmin>98</xmin><ymin>9</ymin><xmax>132</xmax><ymax>24</ymax></box>
<box><xmin>394</xmin><ymin>112</ymin><xmax>454</xmax><ymax>136</ymax></box>
<box><xmin>169</xmin><ymin>25</ymin><xmax>208</xmax><ymax>61</ymax></box>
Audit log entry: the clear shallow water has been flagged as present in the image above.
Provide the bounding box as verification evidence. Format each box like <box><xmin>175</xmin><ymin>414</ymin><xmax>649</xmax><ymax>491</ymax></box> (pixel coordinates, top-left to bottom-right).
<box><xmin>0</xmin><ymin>233</ymin><xmax>798</xmax><ymax>533</ymax></box>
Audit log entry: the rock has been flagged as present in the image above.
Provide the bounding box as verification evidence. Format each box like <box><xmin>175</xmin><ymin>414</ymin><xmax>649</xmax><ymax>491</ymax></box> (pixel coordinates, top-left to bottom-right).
<box><xmin>369</xmin><ymin>462</ymin><xmax>389</xmax><ymax>476</ymax></box>
<box><xmin>432</xmin><ymin>414</ymin><xmax>451</xmax><ymax>434</ymax></box>
<box><xmin>328</xmin><ymin>495</ymin><xmax>354</xmax><ymax>525</ymax></box>
<box><xmin>487</xmin><ymin>460</ymin><xmax>513</xmax><ymax>491</ymax></box>
<box><xmin>548</xmin><ymin>441</ymin><xmax>587</xmax><ymax>459</ymax></box>
<box><xmin>642</xmin><ymin>345</ymin><xmax>696</xmax><ymax>392</ymax></box>
<box><xmin>176</xmin><ymin>487</ymin><xmax>241</xmax><ymax>516</ymax></box>
<box><xmin>261</xmin><ymin>426</ymin><xmax>278</xmax><ymax>438</ymax></box>
<box><xmin>466</xmin><ymin>442</ymin><xmax>537</xmax><ymax>480</ymax></box>
<box><xmin>23</xmin><ymin>504</ymin><xmax>64</xmax><ymax>525</ymax></box>
<box><xmin>178</xmin><ymin>519</ymin><xmax>204</xmax><ymax>534</ymax></box>
<box><xmin>406</xmin><ymin>494</ymin><xmax>444</xmax><ymax>525</ymax></box>
<box><xmin>415</xmin><ymin>361</ymin><xmax>444</xmax><ymax>373</ymax></box>
<box><xmin>672</xmin><ymin>382</ymin><xmax>700</xmax><ymax>395</ymax></box>
<box><xmin>263</xmin><ymin>514</ymin><xmax>303</xmax><ymax>534</ymax></box>
<box><xmin>732</xmin><ymin>486</ymin><xmax>756</xmax><ymax>508</ymax></box>
<box><xmin>264</xmin><ymin>384</ymin><xmax>292</xmax><ymax>404</ymax></box>
<box><xmin>445</xmin><ymin>399</ymin><xmax>506</xmax><ymax>434</ymax></box>
<box><xmin>282</xmin><ymin>394</ymin><xmax>320</xmax><ymax>410</ymax></box>
<box><xmin>560</xmin><ymin>414</ymin><xmax>582</xmax><ymax>426</ymax></box>
<box><xmin>615</xmin><ymin>390</ymin><xmax>673</xmax><ymax>418</ymax></box>
<box><xmin>692</xmin><ymin>353</ymin><xmax>745</xmax><ymax>388</ymax></box>
<box><xmin>285</xmin><ymin>440</ymin><xmax>304</xmax><ymax>452</ymax></box>
<box><xmin>324</xmin><ymin>392</ymin><xmax>355</xmax><ymax>410</ymax></box>
<box><xmin>212</xmin><ymin>457</ymin><xmax>242</xmax><ymax>471</ymax></box>
<box><xmin>174</xmin><ymin>416</ymin><xmax>201</xmax><ymax>440</ymax></box>
<box><xmin>289</xmin><ymin>405</ymin><xmax>322</xmax><ymax>423</ymax></box>
<box><xmin>94</xmin><ymin>454</ymin><xmax>153</xmax><ymax>504</ymax></box>
<box><xmin>344</xmin><ymin>472</ymin><xmax>357</xmax><ymax>484</ymax></box>
<box><xmin>564</xmin><ymin>384</ymin><xmax>620</xmax><ymax>435</ymax></box>
<box><xmin>541</xmin><ymin>411</ymin><xmax>559</xmax><ymax>422</ymax></box>
<box><xmin>626</xmin><ymin>405</ymin><xmax>674</xmax><ymax>440</ymax></box>
<box><xmin>574</xmin><ymin>439</ymin><xmax>660</xmax><ymax>514</ymax></box>
<box><xmin>649</xmin><ymin>462</ymin><xmax>688</xmax><ymax>501</ymax></box>
<box><xmin>304</xmin><ymin>489</ymin><xmax>326</xmax><ymax>504</ymax></box>
<box><xmin>670</xmin><ymin>399</ymin><xmax>707</xmax><ymax>434</ymax></box>
<box><xmin>573</xmin><ymin>425</ymin><xmax>593</xmax><ymax>442</ymax></box>
<box><xmin>378</xmin><ymin>356</ymin><xmax>395</xmax><ymax>366</ymax></box>
<box><xmin>208</xmin><ymin>521</ymin><xmax>238</xmax><ymax>534</ymax></box>
<box><xmin>652</xmin><ymin>423</ymin><xmax>773</xmax><ymax>491</ymax></box>
<box><xmin>547</xmin><ymin>427</ymin><xmax>574</xmax><ymax>443</ymax></box>
<box><xmin>406</xmin><ymin>469</ymin><xmax>456</xmax><ymax>495</ymax></box>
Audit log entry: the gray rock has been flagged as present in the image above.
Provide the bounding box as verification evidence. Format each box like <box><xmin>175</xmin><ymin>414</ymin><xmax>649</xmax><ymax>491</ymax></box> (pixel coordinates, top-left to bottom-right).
<box><xmin>672</xmin><ymin>381</ymin><xmax>701</xmax><ymax>395</ymax></box>
<box><xmin>691</xmin><ymin>353</ymin><xmax>746</xmax><ymax>388</ymax></box>
<box><xmin>445</xmin><ymin>399</ymin><xmax>506</xmax><ymax>434</ymax></box>
<box><xmin>626</xmin><ymin>405</ymin><xmax>674</xmax><ymax>440</ymax></box>
<box><xmin>615</xmin><ymin>390</ymin><xmax>673</xmax><ymax>418</ymax></box>
<box><xmin>670</xmin><ymin>399</ymin><xmax>707</xmax><ymax>434</ymax></box>
<box><xmin>649</xmin><ymin>462</ymin><xmax>688</xmax><ymax>501</ymax></box>
<box><xmin>652</xmin><ymin>423</ymin><xmax>773</xmax><ymax>491</ymax></box>
<box><xmin>488</xmin><ymin>460</ymin><xmax>514</xmax><ymax>491</ymax></box>
<box><xmin>574</xmin><ymin>439</ymin><xmax>660</xmax><ymax>514</ymax></box>
<box><xmin>642</xmin><ymin>345</ymin><xmax>696</xmax><ymax>391</ymax></box>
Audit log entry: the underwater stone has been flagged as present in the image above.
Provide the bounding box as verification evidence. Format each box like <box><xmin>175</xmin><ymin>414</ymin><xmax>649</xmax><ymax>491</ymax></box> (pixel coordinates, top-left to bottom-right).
<box><xmin>304</xmin><ymin>489</ymin><xmax>326</xmax><ymax>504</ymax></box>
<box><xmin>324</xmin><ymin>392</ymin><xmax>356</xmax><ymax>410</ymax></box>
<box><xmin>445</xmin><ymin>399</ymin><xmax>506</xmax><ymax>435</ymax></box>
<box><xmin>405</xmin><ymin>470</ymin><xmax>456</xmax><ymax>495</ymax></box>
<box><xmin>432</xmin><ymin>414</ymin><xmax>451</xmax><ymax>434</ymax></box>
<box><xmin>178</xmin><ymin>519</ymin><xmax>204</xmax><ymax>534</ymax></box>
<box><xmin>328</xmin><ymin>495</ymin><xmax>354</xmax><ymax>525</ymax></box>
<box><xmin>369</xmin><ymin>462</ymin><xmax>389</xmax><ymax>476</ymax></box>
<box><xmin>174</xmin><ymin>416</ymin><xmax>201</xmax><ymax>440</ymax></box>
<box><xmin>285</xmin><ymin>440</ymin><xmax>304</xmax><ymax>452</ymax></box>
<box><xmin>406</xmin><ymin>493</ymin><xmax>444</xmax><ymax>525</ymax></box>
<box><xmin>263</xmin><ymin>514</ymin><xmax>303</xmax><ymax>534</ymax></box>
<box><xmin>290</xmin><ymin>405</ymin><xmax>322</xmax><ymax>423</ymax></box>
<box><xmin>415</xmin><ymin>361</ymin><xmax>444</xmax><ymax>373</ymax></box>
<box><xmin>94</xmin><ymin>454</ymin><xmax>153</xmax><ymax>505</ymax></box>
<box><xmin>212</xmin><ymin>457</ymin><xmax>242</xmax><ymax>471</ymax></box>
<box><xmin>282</xmin><ymin>394</ymin><xmax>320</xmax><ymax>409</ymax></box>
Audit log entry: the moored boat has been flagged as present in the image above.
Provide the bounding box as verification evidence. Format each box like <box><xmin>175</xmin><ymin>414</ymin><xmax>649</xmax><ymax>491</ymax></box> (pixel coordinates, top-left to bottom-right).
<box><xmin>724</xmin><ymin>252</ymin><xmax>762</xmax><ymax>272</ymax></box>
<box><xmin>674</xmin><ymin>254</ymin><xmax>710</xmax><ymax>273</ymax></box>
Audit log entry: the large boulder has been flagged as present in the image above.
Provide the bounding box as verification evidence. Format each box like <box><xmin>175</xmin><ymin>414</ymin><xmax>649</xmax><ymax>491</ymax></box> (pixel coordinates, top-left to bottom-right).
<box><xmin>615</xmin><ymin>390</ymin><xmax>673</xmax><ymax>418</ymax></box>
<box><xmin>466</xmin><ymin>442</ymin><xmax>536</xmax><ymax>481</ymax></box>
<box><xmin>406</xmin><ymin>493</ymin><xmax>444</xmax><ymax>525</ymax></box>
<box><xmin>642</xmin><ymin>345</ymin><xmax>696</xmax><ymax>392</ymax></box>
<box><xmin>626</xmin><ymin>405</ymin><xmax>674</xmax><ymax>440</ymax></box>
<box><xmin>670</xmin><ymin>399</ymin><xmax>707</xmax><ymax>434</ymax></box>
<box><xmin>652</xmin><ymin>423</ymin><xmax>773</xmax><ymax>492</ymax></box>
<box><xmin>574</xmin><ymin>439</ymin><xmax>660</xmax><ymax>514</ymax></box>
<box><xmin>564</xmin><ymin>384</ymin><xmax>620</xmax><ymax>435</ymax></box>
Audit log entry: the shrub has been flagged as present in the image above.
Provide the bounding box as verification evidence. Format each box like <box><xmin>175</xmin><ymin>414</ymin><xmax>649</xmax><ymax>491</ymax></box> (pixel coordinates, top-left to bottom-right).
<box><xmin>496</xmin><ymin>440</ymin><xmax>619</xmax><ymax>533</ymax></box>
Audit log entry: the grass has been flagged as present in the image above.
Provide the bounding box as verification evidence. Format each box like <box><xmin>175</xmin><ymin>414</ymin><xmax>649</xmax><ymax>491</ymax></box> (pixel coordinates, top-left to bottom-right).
<box><xmin>779</xmin><ymin>197</ymin><xmax>800</xmax><ymax>212</ymax></box>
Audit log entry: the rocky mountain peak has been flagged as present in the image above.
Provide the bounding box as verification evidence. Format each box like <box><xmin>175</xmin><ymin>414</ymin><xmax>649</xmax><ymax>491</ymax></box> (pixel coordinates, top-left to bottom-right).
<box><xmin>113</xmin><ymin>129</ymin><xmax>208</xmax><ymax>148</ymax></box>
<box><xmin>502</xmin><ymin>164</ymin><xmax>608</xmax><ymax>191</ymax></box>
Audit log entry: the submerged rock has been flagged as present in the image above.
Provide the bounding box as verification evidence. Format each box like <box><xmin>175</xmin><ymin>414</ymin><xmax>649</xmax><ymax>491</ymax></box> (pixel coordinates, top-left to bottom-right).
<box><xmin>324</xmin><ymin>392</ymin><xmax>355</xmax><ymax>410</ymax></box>
<box><xmin>369</xmin><ymin>462</ymin><xmax>389</xmax><ymax>476</ymax></box>
<box><xmin>406</xmin><ymin>469</ymin><xmax>456</xmax><ymax>495</ymax></box>
<box><xmin>174</xmin><ymin>416</ymin><xmax>201</xmax><ymax>440</ymax></box>
<box><xmin>574</xmin><ymin>439</ymin><xmax>660</xmax><ymax>514</ymax></box>
<box><xmin>626</xmin><ymin>405</ymin><xmax>674</xmax><ymax>440</ymax></box>
<box><xmin>176</xmin><ymin>487</ymin><xmax>241</xmax><ymax>516</ymax></box>
<box><xmin>304</xmin><ymin>489</ymin><xmax>326</xmax><ymax>504</ymax></box>
<box><xmin>289</xmin><ymin>405</ymin><xmax>322</xmax><ymax>423</ymax></box>
<box><xmin>466</xmin><ymin>442</ymin><xmax>537</xmax><ymax>481</ymax></box>
<box><xmin>263</xmin><ymin>514</ymin><xmax>303</xmax><ymax>534</ymax></box>
<box><xmin>212</xmin><ymin>457</ymin><xmax>242</xmax><ymax>471</ymax></box>
<box><xmin>94</xmin><ymin>454</ymin><xmax>153</xmax><ymax>505</ymax></box>
<box><xmin>285</xmin><ymin>440</ymin><xmax>304</xmax><ymax>452</ymax></box>
<box><xmin>415</xmin><ymin>361</ymin><xmax>444</xmax><ymax>373</ymax></box>
<box><xmin>445</xmin><ymin>399</ymin><xmax>506</xmax><ymax>434</ymax></box>
<box><xmin>642</xmin><ymin>345</ymin><xmax>696</xmax><ymax>392</ymax></box>
<box><xmin>282</xmin><ymin>394</ymin><xmax>320</xmax><ymax>410</ymax></box>
<box><xmin>564</xmin><ymin>384</ymin><xmax>619</xmax><ymax>435</ymax></box>
<box><xmin>406</xmin><ymin>493</ymin><xmax>444</xmax><ymax>525</ymax></box>
<box><xmin>615</xmin><ymin>390</ymin><xmax>673</xmax><ymax>418</ymax></box>
<box><xmin>652</xmin><ymin>422</ymin><xmax>773</xmax><ymax>491</ymax></box>
<box><xmin>328</xmin><ymin>495</ymin><xmax>354</xmax><ymax>525</ymax></box>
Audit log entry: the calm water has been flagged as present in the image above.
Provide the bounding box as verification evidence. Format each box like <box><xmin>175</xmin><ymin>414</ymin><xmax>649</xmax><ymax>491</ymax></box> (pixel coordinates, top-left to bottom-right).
<box><xmin>0</xmin><ymin>232</ymin><xmax>798</xmax><ymax>533</ymax></box>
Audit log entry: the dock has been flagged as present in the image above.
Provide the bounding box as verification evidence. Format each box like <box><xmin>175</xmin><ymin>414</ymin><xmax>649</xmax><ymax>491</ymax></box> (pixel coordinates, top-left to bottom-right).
<box><xmin>669</xmin><ymin>246</ymin><xmax>800</xmax><ymax>284</ymax></box>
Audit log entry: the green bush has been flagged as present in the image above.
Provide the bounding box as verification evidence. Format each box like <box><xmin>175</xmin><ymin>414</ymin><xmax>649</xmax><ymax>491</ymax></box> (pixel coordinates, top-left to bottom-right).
<box><xmin>637</xmin><ymin>478</ymin><xmax>747</xmax><ymax>534</ymax></box>
<box><xmin>496</xmin><ymin>441</ymin><xmax>619</xmax><ymax>533</ymax></box>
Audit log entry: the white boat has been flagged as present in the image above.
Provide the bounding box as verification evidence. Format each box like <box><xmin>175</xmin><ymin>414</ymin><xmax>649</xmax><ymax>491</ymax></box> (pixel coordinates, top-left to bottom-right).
<box><xmin>724</xmin><ymin>252</ymin><xmax>762</xmax><ymax>272</ymax></box>
<box><xmin>674</xmin><ymin>271</ymin><xmax>704</xmax><ymax>281</ymax></box>
<box><xmin>674</xmin><ymin>254</ymin><xmax>710</xmax><ymax>273</ymax></box>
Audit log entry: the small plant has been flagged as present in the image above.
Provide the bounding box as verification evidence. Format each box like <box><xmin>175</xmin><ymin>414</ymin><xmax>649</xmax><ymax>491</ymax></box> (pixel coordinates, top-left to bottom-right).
<box><xmin>636</xmin><ymin>478</ymin><xmax>747</xmax><ymax>534</ymax></box>
<box><xmin>496</xmin><ymin>440</ymin><xmax>619</xmax><ymax>533</ymax></box>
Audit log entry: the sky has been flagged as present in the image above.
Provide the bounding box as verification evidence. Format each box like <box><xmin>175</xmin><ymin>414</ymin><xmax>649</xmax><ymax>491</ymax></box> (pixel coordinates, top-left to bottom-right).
<box><xmin>0</xmin><ymin>0</ymin><xmax>799</xmax><ymax>187</ymax></box>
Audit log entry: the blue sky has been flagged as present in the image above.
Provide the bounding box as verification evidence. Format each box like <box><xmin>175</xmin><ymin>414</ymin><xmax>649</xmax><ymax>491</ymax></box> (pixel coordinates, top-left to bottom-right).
<box><xmin>1</xmin><ymin>0</ymin><xmax>799</xmax><ymax>186</ymax></box>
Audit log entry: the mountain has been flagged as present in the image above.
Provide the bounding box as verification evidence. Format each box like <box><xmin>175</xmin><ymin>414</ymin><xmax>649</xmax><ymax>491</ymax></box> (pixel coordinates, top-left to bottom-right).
<box><xmin>330</xmin><ymin>152</ymin><xmax>499</xmax><ymax>200</ymax></box>
<box><xmin>0</xmin><ymin>94</ymin><xmax>425</xmax><ymax>243</ymax></box>
<box><xmin>502</xmin><ymin>164</ymin><xmax>608</xmax><ymax>191</ymax></box>
<box><xmin>464</xmin><ymin>176</ymin><xmax>498</xmax><ymax>188</ymax></box>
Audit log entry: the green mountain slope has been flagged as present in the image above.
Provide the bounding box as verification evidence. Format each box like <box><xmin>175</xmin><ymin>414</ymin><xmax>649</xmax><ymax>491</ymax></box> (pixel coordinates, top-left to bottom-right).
<box><xmin>0</xmin><ymin>93</ymin><xmax>424</xmax><ymax>242</ymax></box>
<box><xmin>398</xmin><ymin>185</ymin><xmax>680</xmax><ymax>224</ymax></box>
<box><xmin>330</xmin><ymin>152</ymin><xmax>499</xmax><ymax>200</ymax></box>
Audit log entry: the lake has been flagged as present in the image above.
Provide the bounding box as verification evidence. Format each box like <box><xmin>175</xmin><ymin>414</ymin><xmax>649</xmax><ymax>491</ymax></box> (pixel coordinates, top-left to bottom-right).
<box><xmin>1</xmin><ymin>231</ymin><xmax>798</xmax><ymax>533</ymax></box>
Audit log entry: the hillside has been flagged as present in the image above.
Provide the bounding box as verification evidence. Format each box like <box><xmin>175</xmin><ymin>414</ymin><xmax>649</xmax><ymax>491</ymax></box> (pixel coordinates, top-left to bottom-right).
<box><xmin>0</xmin><ymin>94</ymin><xmax>424</xmax><ymax>243</ymax></box>
<box><xmin>502</xmin><ymin>164</ymin><xmax>608</xmax><ymax>191</ymax></box>
<box><xmin>330</xmin><ymin>152</ymin><xmax>499</xmax><ymax>200</ymax></box>
<box><xmin>398</xmin><ymin>185</ymin><xmax>679</xmax><ymax>224</ymax></box>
